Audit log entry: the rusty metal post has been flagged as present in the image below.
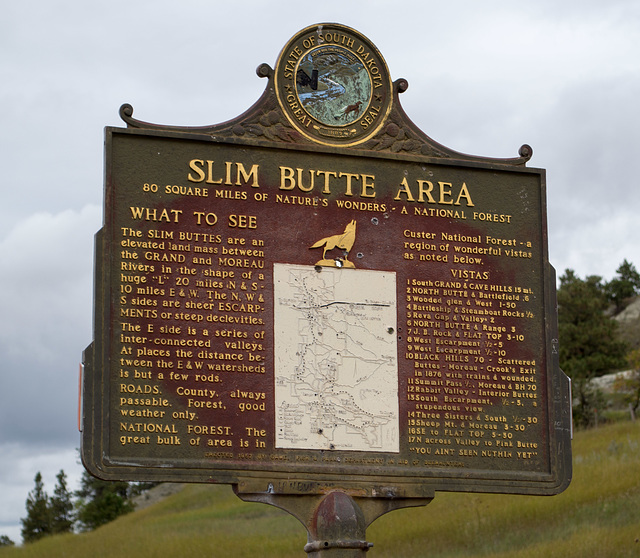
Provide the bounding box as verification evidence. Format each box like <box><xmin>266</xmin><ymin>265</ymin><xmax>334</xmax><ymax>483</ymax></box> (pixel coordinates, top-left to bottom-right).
<box><xmin>235</xmin><ymin>486</ymin><xmax>433</xmax><ymax>556</ymax></box>
<box><xmin>304</xmin><ymin>491</ymin><xmax>372</xmax><ymax>557</ymax></box>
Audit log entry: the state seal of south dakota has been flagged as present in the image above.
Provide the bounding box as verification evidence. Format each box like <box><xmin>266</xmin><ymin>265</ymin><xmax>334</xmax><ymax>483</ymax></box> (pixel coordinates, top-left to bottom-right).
<box><xmin>274</xmin><ymin>23</ymin><xmax>393</xmax><ymax>147</ymax></box>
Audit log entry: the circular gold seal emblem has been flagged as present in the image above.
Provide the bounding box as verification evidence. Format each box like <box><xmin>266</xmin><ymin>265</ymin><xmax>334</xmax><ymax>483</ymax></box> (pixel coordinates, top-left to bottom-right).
<box><xmin>274</xmin><ymin>23</ymin><xmax>393</xmax><ymax>147</ymax></box>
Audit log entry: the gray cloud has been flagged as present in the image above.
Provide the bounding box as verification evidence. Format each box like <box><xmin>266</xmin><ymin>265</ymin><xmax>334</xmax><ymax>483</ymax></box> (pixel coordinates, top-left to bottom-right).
<box><xmin>0</xmin><ymin>206</ymin><xmax>99</xmax><ymax>444</ymax></box>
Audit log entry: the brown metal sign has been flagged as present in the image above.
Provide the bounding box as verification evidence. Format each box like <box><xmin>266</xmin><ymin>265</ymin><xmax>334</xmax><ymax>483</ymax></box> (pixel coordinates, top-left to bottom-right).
<box><xmin>82</xmin><ymin>23</ymin><xmax>571</xmax><ymax>497</ymax></box>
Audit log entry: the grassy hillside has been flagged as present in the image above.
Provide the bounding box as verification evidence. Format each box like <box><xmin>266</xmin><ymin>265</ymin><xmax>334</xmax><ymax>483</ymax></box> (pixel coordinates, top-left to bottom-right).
<box><xmin>2</xmin><ymin>420</ymin><xmax>639</xmax><ymax>558</ymax></box>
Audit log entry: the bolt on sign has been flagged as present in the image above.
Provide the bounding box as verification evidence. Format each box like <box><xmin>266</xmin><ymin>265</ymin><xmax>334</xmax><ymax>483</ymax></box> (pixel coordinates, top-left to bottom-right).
<box><xmin>82</xmin><ymin>23</ymin><xmax>571</xmax><ymax>498</ymax></box>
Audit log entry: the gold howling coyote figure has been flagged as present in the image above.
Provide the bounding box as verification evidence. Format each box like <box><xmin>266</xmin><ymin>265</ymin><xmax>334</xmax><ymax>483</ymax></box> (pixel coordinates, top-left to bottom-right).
<box><xmin>310</xmin><ymin>219</ymin><xmax>357</xmax><ymax>268</ymax></box>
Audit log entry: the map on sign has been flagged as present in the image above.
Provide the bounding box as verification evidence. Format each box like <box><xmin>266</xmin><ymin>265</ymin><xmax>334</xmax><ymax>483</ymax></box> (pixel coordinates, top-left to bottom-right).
<box><xmin>274</xmin><ymin>264</ymin><xmax>399</xmax><ymax>452</ymax></box>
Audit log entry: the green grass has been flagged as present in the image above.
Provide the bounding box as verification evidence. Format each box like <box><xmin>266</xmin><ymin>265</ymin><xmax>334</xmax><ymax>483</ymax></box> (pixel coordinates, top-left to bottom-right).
<box><xmin>2</xmin><ymin>420</ymin><xmax>639</xmax><ymax>557</ymax></box>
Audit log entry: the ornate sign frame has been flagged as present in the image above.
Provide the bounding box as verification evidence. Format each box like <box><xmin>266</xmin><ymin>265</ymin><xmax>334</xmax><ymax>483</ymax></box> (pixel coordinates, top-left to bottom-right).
<box><xmin>82</xmin><ymin>24</ymin><xmax>572</xmax><ymax>500</ymax></box>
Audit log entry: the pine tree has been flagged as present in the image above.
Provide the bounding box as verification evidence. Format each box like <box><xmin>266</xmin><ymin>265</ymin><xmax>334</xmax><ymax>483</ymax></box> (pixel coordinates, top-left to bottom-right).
<box><xmin>605</xmin><ymin>259</ymin><xmax>640</xmax><ymax>312</ymax></box>
<box><xmin>50</xmin><ymin>470</ymin><xmax>74</xmax><ymax>534</ymax></box>
<box><xmin>20</xmin><ymin>472</ymin><xmax>51</xmax><ymax>543</ymax></box>
<box><xmin>0</xmin><ymin>535</ymin><xmax>15</xmax><ymax>547</ymax></box>
<box><xmin>558</xmin><ymin>270</ymin><xmax>628</xmax><ymax>427</ymax></box>
<box><xmin>75</xmin><ymin>471</ymin><xmax>134</xmax><ymax>532</ymax></box>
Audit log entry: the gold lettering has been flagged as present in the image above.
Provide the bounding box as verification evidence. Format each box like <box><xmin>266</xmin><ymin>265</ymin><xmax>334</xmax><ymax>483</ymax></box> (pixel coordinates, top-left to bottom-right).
<box><xmin>394</xmin><ymin>178</ymin><xmax>415</xmax><ymax>201</ymax></box>
<box><xmin>395</xmin><ymin>178</ymin><xmax>474</xmax><ymax>207</ymax></box>
<box><xmin>361</xmin><ymin>174</ymin><xmax>376</xmax><ymax>198</ymax></box>
<box><xmin>129</xmin><ymin>207</ymin><xmax>182</xmax><ymax>223</ymax></box>
<box><xmin>235</xmin><ymin>163</ymin><xmax>260</xmax><ymax>187</ymax></box>
<box><xmin>456</xmin><ymin>182</ymin><xmax>474</xmax><ymax>206</ymax></box>
<box><xmin>206</xmin><ymin>161</ymin><xmax>223</xmax><ymax>184</ymax></box>
<box><xmin>188</xmin><ymin>159</ymin><xmax>206</xmax><ymax>183</ymax></box>
<box><xmin>316</xmin><ymin>170</ymin><xmax>337</xmax><ymax>194</ymax></box>
<box><xmin>279</xmin><ymin>166</ymin><xmax>295</xmax><ymax>190</ymax></box>
<box><xmin>438</xmin><ymin>182</ymin><xmax>453</xmax><ymax>205</ymax></box>
<box><xmin>339</xmin><ymin>172</ymin><xmax>359</xmax><ymax>196</ymax></box>
<box><xmin>417</xmin><ymin>180</ymin><xmax>435</xmax><ymax>203</ymax></box>
<box><xmin>296</xmin><ymin>168</ymin><xmax>314</xmax><ymax>192</ymax></box>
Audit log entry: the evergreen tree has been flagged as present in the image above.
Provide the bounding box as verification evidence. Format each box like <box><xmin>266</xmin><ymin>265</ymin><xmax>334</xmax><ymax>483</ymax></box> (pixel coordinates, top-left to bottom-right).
<box><xmin>50</xmin><ymin>470</ymin><xmax>74</xmax><ymax>534</ymax></box>
<box><xmin>20</xmin><ymin>472</ymin><xmax>51</xmax><ymax>543</ymax></box>
<box><xmin>75</xmin><ymin>471</ymin><xmax>134</xmax><ymax>531</ymax></box>
<box><xmin>558</xmin><ymin>270</ymin><xmax>628</xmax><ymax>427</ymax></box>
<box><xmin>0</xmin><ymin>535</ymin><xmax>15</xmax><ymax>547</ymax></box>
<box><xmin>605</xmin><ymin>259</ymin><xmax>640</xmax><ymax>312</ymax></box>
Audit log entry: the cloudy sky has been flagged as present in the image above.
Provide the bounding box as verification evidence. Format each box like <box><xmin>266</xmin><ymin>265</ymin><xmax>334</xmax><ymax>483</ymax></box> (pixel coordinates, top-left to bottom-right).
<box><xmin>1</xmin><ymin>0</ymin><xmax>638</xmax><ymax>543</ymax></box>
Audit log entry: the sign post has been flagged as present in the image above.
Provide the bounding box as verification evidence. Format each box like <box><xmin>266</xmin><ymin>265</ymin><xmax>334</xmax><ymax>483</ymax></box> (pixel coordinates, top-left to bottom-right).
<box><xmin>82</xmin><ymin>23</ymin><xmax>571</xmax><ymax>554</ymax></box>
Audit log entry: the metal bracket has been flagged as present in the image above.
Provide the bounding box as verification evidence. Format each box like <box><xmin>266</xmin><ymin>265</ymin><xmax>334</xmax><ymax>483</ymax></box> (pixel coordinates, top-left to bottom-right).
<box><xmin>235</xmin><ymin>485</ymin><xmax>433</xmax><ymax>556</ymax></box>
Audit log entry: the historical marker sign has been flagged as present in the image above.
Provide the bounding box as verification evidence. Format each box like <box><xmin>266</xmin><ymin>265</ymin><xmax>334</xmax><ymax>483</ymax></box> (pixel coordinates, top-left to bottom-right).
<box><xmin>82</xmin><ymin>23</ymin><xmax>571</xmax><ymax>498</ymax></box>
